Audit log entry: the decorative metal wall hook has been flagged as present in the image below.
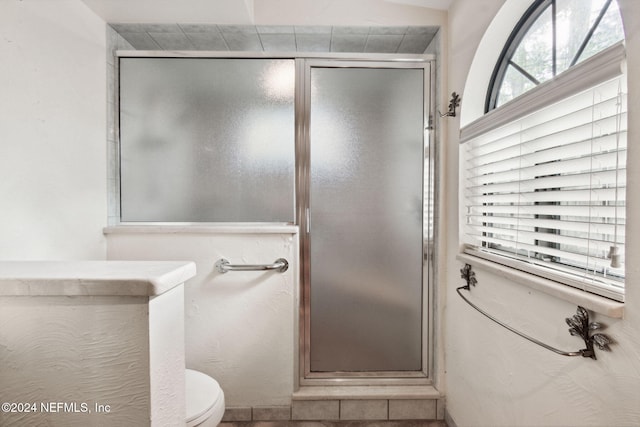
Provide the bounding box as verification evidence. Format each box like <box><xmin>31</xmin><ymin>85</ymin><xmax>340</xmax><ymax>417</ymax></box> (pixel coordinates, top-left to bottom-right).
<box><xmin>457</xmin><ymin>263</ymin><xmax>613</xmax><ymax>360</ymax></box>
<box><xmin>439</xmin><ymin>92</ymin><xmax>461</xmax><ymax>117</ymax></box>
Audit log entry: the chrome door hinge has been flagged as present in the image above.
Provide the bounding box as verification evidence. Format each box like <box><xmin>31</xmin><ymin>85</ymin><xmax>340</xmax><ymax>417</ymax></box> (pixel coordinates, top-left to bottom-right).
<box><xmin>427</xmin><ymin>114</ymin><xmax>434</xmax><ymax>131</ymax></box>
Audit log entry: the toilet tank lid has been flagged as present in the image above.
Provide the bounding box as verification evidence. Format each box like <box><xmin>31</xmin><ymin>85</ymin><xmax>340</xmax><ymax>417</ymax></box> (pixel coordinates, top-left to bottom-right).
<box><xmin>186</xmin><ymin>369</ymin><xmax>223</xmax><ymax>422</ymax></box>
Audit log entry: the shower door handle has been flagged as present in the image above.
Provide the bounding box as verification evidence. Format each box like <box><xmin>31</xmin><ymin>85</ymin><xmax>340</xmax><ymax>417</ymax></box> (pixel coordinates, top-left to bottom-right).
<box><xmin>215</xmin><ymin>258</ymin><xmax>289</xmax><ymax>274</ymax></box>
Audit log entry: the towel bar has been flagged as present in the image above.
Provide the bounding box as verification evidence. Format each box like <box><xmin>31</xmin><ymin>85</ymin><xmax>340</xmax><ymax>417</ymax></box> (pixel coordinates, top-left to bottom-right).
<box><xmin>458</xmin><ymin>263</ymin><xmax>612</xmax><ymax>360</ymax></box>
<box><xmin>215</xmin><ymin>258</ymin><xmax>289</xmax><ymax>274</ymax></box>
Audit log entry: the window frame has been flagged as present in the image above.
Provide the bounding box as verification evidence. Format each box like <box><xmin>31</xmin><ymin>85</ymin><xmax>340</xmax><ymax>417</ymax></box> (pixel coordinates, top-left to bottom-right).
<box><xmin>486</xmin><ymin>0</ymin><xmax>617</xmax><ymax>112</ymax></box>
<box><xmin>485</xmin><ymin>0</ymin><xmax>551</xmax><ymax>112</ymax></box>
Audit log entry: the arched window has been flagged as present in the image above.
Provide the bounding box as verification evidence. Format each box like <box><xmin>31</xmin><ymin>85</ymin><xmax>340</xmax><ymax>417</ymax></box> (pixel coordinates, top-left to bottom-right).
<box><xmin>487</xmin><ymin>0</ymin><xmax>624</xmax><ymax>111</ymax></box>
<box><xmin>461</xmin><ymin>0</ymin><xmax>626</xmax><ymax>301</ymax></box>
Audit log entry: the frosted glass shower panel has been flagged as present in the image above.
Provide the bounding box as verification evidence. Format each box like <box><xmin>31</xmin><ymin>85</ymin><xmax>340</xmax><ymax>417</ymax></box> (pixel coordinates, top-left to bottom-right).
<box><xmin>309</xmin><ymin>67</ymin><xmax>425</xmax><ymax>372</ymax></box>
<box><xmin>119</xmin><ymin>58</ymin><xmax>295</xmax><ymax>222</ymax></box>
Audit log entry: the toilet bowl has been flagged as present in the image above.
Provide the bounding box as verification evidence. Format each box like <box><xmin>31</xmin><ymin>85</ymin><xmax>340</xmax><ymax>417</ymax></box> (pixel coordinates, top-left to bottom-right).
<box><xmin>186</xmin><ymin>369</ymin><xmax>225</xmax><ymax>427</ymax></box>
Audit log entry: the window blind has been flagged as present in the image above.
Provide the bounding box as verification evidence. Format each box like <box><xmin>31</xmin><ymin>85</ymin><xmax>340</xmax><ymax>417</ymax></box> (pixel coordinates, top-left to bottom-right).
<box><xmin>462</xmin><ymin>75</ymin><xmax>626</xmax><ymax>301</ymax></box>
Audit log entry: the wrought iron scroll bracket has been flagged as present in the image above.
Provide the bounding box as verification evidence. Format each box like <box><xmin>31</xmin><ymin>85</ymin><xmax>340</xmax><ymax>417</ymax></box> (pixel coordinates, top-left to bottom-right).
<box><xmin>460</xmin><ymin>263</ymin><xmax>477</xmax><ymax>290</ymax></box>
<box><xmin>439</xmin><ymin>92</ymin><xmax>461</xmax><ymax>117</ymax></box>
<box><xmin>565</xmin><ymin>305</ymin><xmax>613</xmax><ymax>360</ymax></box>
<box><xmin>458</xmin><ymin>263</ymin><xmax>613</xmax><ymax>360</ymax></box>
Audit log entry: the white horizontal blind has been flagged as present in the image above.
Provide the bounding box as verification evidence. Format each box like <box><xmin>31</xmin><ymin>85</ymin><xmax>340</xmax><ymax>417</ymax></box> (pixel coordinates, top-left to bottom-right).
<box><xmin>463</xmin><ymin>75</ymin><xmax>626</xmax><ymax>301</ymax></box>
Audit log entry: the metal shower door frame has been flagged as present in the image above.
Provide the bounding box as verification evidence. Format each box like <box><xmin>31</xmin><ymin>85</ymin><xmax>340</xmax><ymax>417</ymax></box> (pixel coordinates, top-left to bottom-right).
<box><xmin>115</xmin><ymin>50</ymin><xmax>437</xmax><ymax>386</ymax></box>
<box><xmin>296</xmin><ymin>58</ymin><xmax>436</xmax><ymax>386</ymax></box>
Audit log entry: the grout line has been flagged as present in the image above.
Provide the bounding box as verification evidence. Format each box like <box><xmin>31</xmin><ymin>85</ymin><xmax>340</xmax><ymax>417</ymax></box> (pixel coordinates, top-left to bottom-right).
<box><xmin>386</xmin><ymin>399</ymin><xmax>390</xmax><ymax>420</ymax></box>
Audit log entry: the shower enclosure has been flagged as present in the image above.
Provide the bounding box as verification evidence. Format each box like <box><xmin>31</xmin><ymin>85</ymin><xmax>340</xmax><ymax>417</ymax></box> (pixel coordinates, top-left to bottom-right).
<box><xmin>301</xmin><ymin>60</ymin><xmax>432</xmax><ymax>383</ymax></box>
<box><xmin>118</xmin><ymin>53</ymin><xmax>435</xmax><ymax>384</ymax></box>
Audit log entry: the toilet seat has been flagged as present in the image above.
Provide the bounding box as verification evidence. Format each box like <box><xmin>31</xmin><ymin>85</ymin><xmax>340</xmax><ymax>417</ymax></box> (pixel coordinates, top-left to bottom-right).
<box><xmin>186</xmin><ymin>369</ymin><xmax>225</xmax><ymax>427</ymax></box>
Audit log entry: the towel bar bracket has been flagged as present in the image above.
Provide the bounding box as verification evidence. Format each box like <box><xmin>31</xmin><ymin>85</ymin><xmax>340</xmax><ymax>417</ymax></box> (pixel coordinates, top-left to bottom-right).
<box><xmin>458</xmin><ymin>263</ymin><xmax>613</xmax><ymax>360</ymax></box>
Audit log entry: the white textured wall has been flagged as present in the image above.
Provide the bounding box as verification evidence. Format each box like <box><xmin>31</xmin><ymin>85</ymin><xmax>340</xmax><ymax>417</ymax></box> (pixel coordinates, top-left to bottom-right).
<box><xmin>0</xmin><ymin>296</ymin><xmax>151</xmax><ymax>426</ymax></box>
<box><xmin>0</xmin><ymin>0</ymin><xmax>107</xmax><ymax>260</ymax></box>
<box><xmin>0</xmin><ymin>289</ymin><xmax>187</xmax><ymax>427</ymax></box>
<box><xmin>106</xmin><ymin>229</ymin><xmax>299</xmax><ymax>407</ymax></box>
<box><xmin>444</xmin><ymin>1</ymin><xmax>640</xmax><ymax>426</ymax></box>
<box><xmin>149</xmin><ymin>286</ymin><xmax>186</xmax><ymax>426</ymax></box>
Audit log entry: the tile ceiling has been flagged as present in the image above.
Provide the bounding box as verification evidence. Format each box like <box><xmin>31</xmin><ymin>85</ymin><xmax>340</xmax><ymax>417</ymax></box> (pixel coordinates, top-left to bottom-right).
<box><xmin>110</xmin><ymin>24</ymin><xmax>439</xmax><ymax>54</ymax></box>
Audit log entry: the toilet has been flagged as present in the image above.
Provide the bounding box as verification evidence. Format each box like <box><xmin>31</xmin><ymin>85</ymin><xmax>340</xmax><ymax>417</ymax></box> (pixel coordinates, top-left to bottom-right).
<box><xmin>186</xmin><ymin>369</ymin><xmax>225</xmax><ymax>427</ymax></box>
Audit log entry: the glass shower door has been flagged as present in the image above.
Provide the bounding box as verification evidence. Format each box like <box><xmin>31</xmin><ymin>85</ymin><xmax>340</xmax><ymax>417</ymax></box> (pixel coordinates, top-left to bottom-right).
<box><xmin>304</xmin><ymin>63</ymin><xmax>428</xmax><ymax>375</ymax></box>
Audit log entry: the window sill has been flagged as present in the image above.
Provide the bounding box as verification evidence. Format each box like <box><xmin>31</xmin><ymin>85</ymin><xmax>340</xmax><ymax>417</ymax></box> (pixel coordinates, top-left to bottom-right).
<box><xmin>456</xmin><ymin>253</ymin><xmax>624</xmax><ymax>319</ymax></box>
<box><xmin>104</xmin><ymin>223</ymin><xmax>299</xmax><ymax>235</ymax></box>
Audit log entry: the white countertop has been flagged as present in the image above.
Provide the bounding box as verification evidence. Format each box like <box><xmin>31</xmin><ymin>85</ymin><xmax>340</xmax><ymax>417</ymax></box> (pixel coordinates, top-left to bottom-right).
<box><xmin>0</xmin><ymin>261</ymin><xmax>196</xmax><ymax>296</ymax></box>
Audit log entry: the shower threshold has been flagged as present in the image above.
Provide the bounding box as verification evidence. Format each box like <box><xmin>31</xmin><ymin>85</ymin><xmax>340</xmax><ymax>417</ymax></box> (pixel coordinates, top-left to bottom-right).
<box><xmin>293</xmin><ymin>385</ymin><xmax>440</xmax><ymax>400</ymax></box>
<box><xmin>292</xmin><ymin>385</ymin><xmax>444</xmax><ymax>421</ymax></box>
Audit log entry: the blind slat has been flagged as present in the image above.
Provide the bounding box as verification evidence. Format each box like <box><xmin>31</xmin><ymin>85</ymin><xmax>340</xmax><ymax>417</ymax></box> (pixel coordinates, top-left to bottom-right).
<box><xmin>468</xmin><ymin>141</ymin><xmax>626</xmax><ymax>177</ymax></box>
<box><xmin>468</xmin><ymin>104</ymin><xmax>627</xmax><ymax>161</ymax></box>
<box><xmin>465</xmin><ymin>233</ymin><xmax>614</xmax><ymax>269</ymax></box>
<box><xmin>467</xmin><ymin>214</ymin><xmax>626</xmax><ymax>237</ymax></box>
<box><xmin>468</xmin><ymin>203</ymin><xmax>625</xmax><ymax>219</ymax></box>
<box><xmin>469</xmin><ymin>187</ymin><xmax>626</xmax><ymax>204</ymax></box>
<box><xmin>467</xmin><ymin>169</ymin><xmax>626</xmax><ymax>194</ymax></box>
<box><xmin>470</xmin><ymin>225</ymin><xmax>625</xmax><ymax>251</ymax></box>
<box><xmin>468</xmin><ymin>129</ymin><xmax>626</xmax><ymax>172</ymax></box>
